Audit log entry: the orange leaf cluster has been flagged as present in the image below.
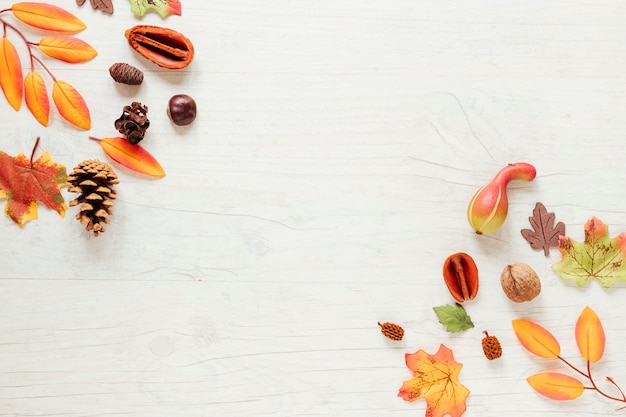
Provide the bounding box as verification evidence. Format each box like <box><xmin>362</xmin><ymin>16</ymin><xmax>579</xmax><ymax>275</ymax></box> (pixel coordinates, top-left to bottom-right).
<box><xmin>512</xmin><ymin>307</ymin><xmax>625</xmax><ymax>407</ymax></box>
<box><xmin>398</xmin><ymin>344</ymin><xmax>470</xmax><ymax>417</ymax></box>
<box><xmin>0</xmin><ymin>2</ymin><xmax>95</xmax><ymax>128</ymax></box>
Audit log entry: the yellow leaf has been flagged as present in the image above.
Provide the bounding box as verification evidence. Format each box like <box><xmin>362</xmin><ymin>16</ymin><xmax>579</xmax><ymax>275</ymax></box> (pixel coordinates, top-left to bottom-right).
<box><xmin>0</xmin><ymin>37</ymin><xmax>23</xmax><ymax>111</ymax></box>
<box><xmin>52</xmin><ymin>80</ymin><xmax>90</xmax><ymax>130</ymax></box>
<box><xmin>38</xmin><ymin>36</ymin><xmax>97</xmax><ymax>63</ymax></box>
<box><xmin>512</xmin><ymin>319</ymin><xmax>561</xmax><ymax>359</ymax></box>
<box><xmin>11</xmin><ymin>2</ymin><xmax>86</xmax><ymax>32</ymax></box>
<box><xmin>575</xmin><ymin>306</ymin><xmax>605</xmax><ymax>362</ymax></box>
<box><xmin>398</xmin><ymin>344</ymin><xmax>470</xmax><ymax>417</ymax></box>
<box><xmin>24</xmin><ymin>71</ymin><xmax>49</xmax><ymax>126</ymax></box>
<box><xmin>527</xmin><ymin>372</ymin><xmax>585</xmax><ymax>400</ymax></box>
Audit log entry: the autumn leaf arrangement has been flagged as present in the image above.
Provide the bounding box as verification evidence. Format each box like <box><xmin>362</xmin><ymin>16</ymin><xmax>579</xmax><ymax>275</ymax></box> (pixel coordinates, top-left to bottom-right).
<box><xmin>0</xmin><ymin>1</ymin><xmax>191</xmax><ymax>232</ymax></box>
<box><xmin>513</xmin><ymin>306</ymin><xmax>626</xmax><ymax>408</ymax></box>
<box><xmin>382</xmin><ymin>161</ymin><xmax>626</xmax><ymax>417</ymax></box>
<box><xmin>0</xmin><ymin>2</ymin><xmax>95</xmax><ymax>129</ymax></box>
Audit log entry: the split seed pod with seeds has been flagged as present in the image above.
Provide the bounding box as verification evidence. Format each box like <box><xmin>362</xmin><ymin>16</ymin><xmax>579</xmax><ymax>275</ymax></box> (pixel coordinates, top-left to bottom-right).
<box><xmin>68</xmin><ymin>160</ymin><xmax>119</xmax><ymax>236</ymax></box>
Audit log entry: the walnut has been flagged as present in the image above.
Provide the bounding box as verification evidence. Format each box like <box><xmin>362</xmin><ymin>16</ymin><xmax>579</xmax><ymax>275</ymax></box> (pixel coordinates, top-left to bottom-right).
<box><xmin>500</xmin><ymin>262</ymin><xmax>541</xmax><ymax>302</ymax></box>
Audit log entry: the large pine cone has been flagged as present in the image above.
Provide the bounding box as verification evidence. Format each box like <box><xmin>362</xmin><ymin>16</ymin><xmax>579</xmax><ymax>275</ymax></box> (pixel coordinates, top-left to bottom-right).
<box><xmin>68</xmin><ymin>160</ymin><xmax>119</xmax><ymax>236</ymax></box>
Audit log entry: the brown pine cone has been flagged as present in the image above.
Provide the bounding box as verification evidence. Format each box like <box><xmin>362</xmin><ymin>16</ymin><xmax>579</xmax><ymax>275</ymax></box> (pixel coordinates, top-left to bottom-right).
<box><xmin>115</xmin><ymin>101</ymin><xmax>149</xmax><ymax>144</ymax></box>
<box><xmin>482</xmin><ymin>331</ymin><xmax>502</xmax><ymax>360</ymax></box>
<box><xmin>378</xmin><ymin>322</ymin><xmax>404</xmax><ymax>341</ymax></box>
<box><xmin>68</xmin><ymin>160</ymin><xmax>119</xmax><ymax>236</ymax></box>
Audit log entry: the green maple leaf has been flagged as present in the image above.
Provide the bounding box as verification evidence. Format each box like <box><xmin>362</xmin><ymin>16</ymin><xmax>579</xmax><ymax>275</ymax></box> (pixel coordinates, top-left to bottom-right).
<box><xmin>433</xmin><ymin>303</ymin><xmax>474</xmax><ymax>333</ymax></box>
<box><xmin>128</xmin><ymin>0</ymin><xmax>182</xmax><ymax>18</ymax></box>
<box><xmin>552</xmin><ymin>217</ymin><xmax>626</xmax><ymax>288</ymax></box>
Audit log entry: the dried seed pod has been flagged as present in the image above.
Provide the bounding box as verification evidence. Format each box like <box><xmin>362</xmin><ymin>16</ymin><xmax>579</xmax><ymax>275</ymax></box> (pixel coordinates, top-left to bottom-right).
<box><xmin>500</xmin><ymin>262</ymin><xmax>541</xmax><ymax>302</ymax></box>
<box><xmin>481</xmin><ymin>331</ymin><xmax>502</xmax><ymax>360</ymax></box>
<box><xmin>443</xmin><ymin>252</ymin><xmax>479</xmax><ymax>303</ymax></box>
<box><xmin>109</xmin><ymin>62</ymin><xmax>144</xmax><ymax>85</ymax></box>
<box><xmin>378</xmin><ymin>322</ymin><xmax>404</xmax><ymax>341</ymax></box>
<box><xmin>125</xmin><ymin>25</ymin><xmax>194</xmax><ymax>69</ymax></box>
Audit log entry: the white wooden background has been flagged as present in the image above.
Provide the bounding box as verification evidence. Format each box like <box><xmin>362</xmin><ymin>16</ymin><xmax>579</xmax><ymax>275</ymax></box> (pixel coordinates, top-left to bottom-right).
<box><xmin>2</xmin><ymin>1</ymin><xmax>626</xmax><ymax>415</ymax></box>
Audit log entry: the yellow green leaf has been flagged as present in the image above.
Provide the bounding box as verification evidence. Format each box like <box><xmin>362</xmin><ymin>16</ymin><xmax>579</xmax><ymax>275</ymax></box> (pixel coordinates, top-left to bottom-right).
<box><xmin>575</xmin><ymin>306</ymin><xmax>605</xmax><ymax>363</ymax></box>
<box><xmin>38</xmin><ymin>36</ymin><xmax>97</xmax><ymax>63</ymax></box>
<box><xmin>0</xmin><ymin>37</ymin><xmax>23</xmax><ymax>111</ymax></box>
<box><xmin>24</xmin><ymin>71</ymin><xmax>49</xmax><ymax>126</ymax></box>
<box><xmin>97</xmin><ymin>137</ymin><xmax>166</xmax><ymax>178</ymax></box>
<box><xmin>553</xmin><ymin>217</ymin><xmax>626</xmax><ymax>287</ymax></box>
<box><xmin>512</xmin><ymin>319</ymin><xmax>561</xmax><ymax>359</ymax></box>
<box><xmin>11</xmin><ymin>2</ymin><xmax>86</xmax><ymax>32</ymax></box>
<box><xmin>52</xmin><ymin>80</ymin><xmax>90</xmax><ymax>130</ymax></box>
<box><xmin>527</xmin><ymin>372</ymin><xmax>585</xmax><ymax>400</ymax></box>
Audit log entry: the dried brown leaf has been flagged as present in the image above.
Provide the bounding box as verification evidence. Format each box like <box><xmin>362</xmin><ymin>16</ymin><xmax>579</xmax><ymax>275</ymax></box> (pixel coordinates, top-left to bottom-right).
<box><xmin>521</xmin><ymin>202</ymin><xmax>565</xmax><ymax>256</ymax></box>
<box><xmin>77</xmin><ymin>0</ymin><xmax>114</xmax><ymax>14</ymax></box>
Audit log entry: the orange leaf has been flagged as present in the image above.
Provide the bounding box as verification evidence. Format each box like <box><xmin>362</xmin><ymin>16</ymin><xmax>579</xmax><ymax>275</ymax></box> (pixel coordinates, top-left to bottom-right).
<box><xmin>52</xmin><ymin>80</ymin><xmax>90</xmax><ymax>130</ymax></box>
<box><xmin>0</xmin><ymin>37</ymin><xmax>23</xmax><ymax>111</ymax></box>
<box><xmin>24</xmin><ymin>71</ymin><xmax>49</xmax><ymax>126</ymax></box>
<box><xmin>575</xmin><ymin>306</ymin><xmax>605</xmax><ymax>362</ymax></box>
<box><xmin>527</xmin><ymin>372</ymin><xmax>585</xmax><ymax>400</ymax></box>
<box><xmin>97</xmin><ymin>137</ymin><xmax>166</xmax><ymax>177</ymax></box>
<box><xmin>38</xmin><ymin>36</ymin><xmax>97</xmax><ymax>63</ymax></box>
<box><xmin>512</xmin><ymin>319</ymin><xmax>561</xmax><ymax>358</ymax></box>
<box><xmin>0</xmin><ymin>145</ymin><xmax>67</xmax><ymax>226</ymax></box>
<box><xmin>11</xmin><ymin>2</ymin><xmax>86</xmax><ymax>32</ymax></box>
<box><xmin>398</xmin><ymin>344</ymin><xmax>470</xmax><ymax>417</ymax></box>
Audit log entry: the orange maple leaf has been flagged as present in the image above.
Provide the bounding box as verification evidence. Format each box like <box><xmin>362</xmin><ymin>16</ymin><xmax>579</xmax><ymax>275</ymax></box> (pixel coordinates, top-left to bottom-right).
<box><xmin>398</xmin><ymin>344</ymin><xmax>470</xmax><ymax>417</ymax></box>
<box><xmin>0</xmin><ymin>140</ymin><xmax>67</xmax><ymax>226</ymax></box>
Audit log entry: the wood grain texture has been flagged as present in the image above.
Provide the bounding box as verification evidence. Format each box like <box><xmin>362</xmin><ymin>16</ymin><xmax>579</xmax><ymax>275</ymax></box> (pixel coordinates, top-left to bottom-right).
<box><xmin>1</xmin><ymin>0</ymin><xmax>626</xmax><ymax>415</ymax></box>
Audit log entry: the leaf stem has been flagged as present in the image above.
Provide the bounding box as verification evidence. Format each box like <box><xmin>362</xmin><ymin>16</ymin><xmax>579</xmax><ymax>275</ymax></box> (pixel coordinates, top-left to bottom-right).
<box><xmin>89</xmin><ymin>136</ymin><xmax>103</xmax><ymax>143</ymax></box>
<box><xmin>558</xmin><ymin>357</ymin><xmax>626</xmax><ymax>404</ymax></box>
<box><xmin>29</xmin><ymin>137</ymin><xmax>41</xmax><ymax>166</ymax></box>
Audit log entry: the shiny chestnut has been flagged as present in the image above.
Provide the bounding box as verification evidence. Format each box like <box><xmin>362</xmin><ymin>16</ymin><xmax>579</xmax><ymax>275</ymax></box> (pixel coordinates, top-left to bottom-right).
<box><xmin>167</xmin><ymin>94</ymin><xmax>196</xmax><ymax>126</ymax></box>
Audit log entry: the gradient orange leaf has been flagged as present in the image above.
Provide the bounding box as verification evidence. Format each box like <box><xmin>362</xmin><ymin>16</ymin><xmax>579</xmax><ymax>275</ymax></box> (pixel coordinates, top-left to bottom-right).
<box><xmin>0</xmin><ymin>147</ymin><xmax>67</xmax><ymax>226</ymax></box>
<box><xmin>575</xmin><ymin>306</ymin><xmax>605</xmax><ymax>363</ymax></box>
<box><xmin>11</xmin><ymin>2</ymin><xmax>86</xmax><ymax>32</ymax></box>
<box><xmin>0</xmin><ymin>37</ymin><xmax>23</xmax><ymax>111</ymax></box>
<box><xmin>512</xmin><ymin>319</ymin><xmax>561</xmax><ymax>359</ymax></box>
<box><xmin>38</xmin><ymin>36</ymin><xmax>97</xmax><ymax>63</ymax></box>
<box><xmin>96</xmin><ymin>137</ymin><xmax>166</xmax><ymax>177</ymax></box>
<box><xmin>52</xmin><ymin>80</ymin><xmax>90</xmax><ymax>130</ymax></box>
<box><xmin>527</xmin><ymin>372</ymin><xmax>585</xmax><ymax>400</ymax></box>
<box><xmin>24</xmin><ymin>71</ymin><xmax>49</xmax><ymax>126</ymax></box>
<box><xmin>398</xmin><ymin>344</ymin><xmax>470</xmax><ymax>417</ymax></box>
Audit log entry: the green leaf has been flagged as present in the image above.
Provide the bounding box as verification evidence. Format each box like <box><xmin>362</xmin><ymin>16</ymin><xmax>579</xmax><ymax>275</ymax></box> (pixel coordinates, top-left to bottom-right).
<box><xmin>433</xmin><ymin>303</ymin><xmax>474</xmax><ymax>333</ymax></box>
<box><xmin>552</xmin><ymin>217</ymin><xmax>626</xmax><ymax>288</ymax></box>
<box><xmin>128</xmin><ymin>0</ymin><xmax>182</xmax><ymax>18</ymax></box>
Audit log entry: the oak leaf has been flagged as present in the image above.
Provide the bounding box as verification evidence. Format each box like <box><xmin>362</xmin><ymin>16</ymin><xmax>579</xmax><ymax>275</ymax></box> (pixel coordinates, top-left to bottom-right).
<box><xmin>521</xmin><ymin>202</ymin><xmax>565</xmax><ymax>256</ymax></box>
<box><xmin>128</xmin><ymin>0</ymin><xmax>182</xmax><ymax>18</ymax></box>
<box><xmin>0</xmin><ymin>140</ymin><xmax>67</xmax><ymax>226</ymax></box>
<box><xmin>552</xmin><ymin>217</ymin><xmax>626</xmax><ymax>288</ymax></box>
<box><xmin>76</xmin><ymin>0</ymin><xmax>114</xmax><ymax>14</ymax></box>
<box><xmin>398</xmin><ymin>344</ymin><xmax>470</xmax><ymax>417</ymax></box>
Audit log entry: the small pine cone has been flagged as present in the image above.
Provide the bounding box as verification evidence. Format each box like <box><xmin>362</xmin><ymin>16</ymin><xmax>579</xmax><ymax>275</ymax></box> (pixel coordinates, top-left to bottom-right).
<box><xmin>482</xmin><ymin>331</ymin><xmax>502</xmax><ymax>360</ymax></box>
<box><xmin>109</xmin><ymin>63</ymin><xmax>143</xmax><ymax>85</ymax></box>
<box><xmin>68</xmin><ymin>160</ymin><xmax>119</xmax><ymax>237</ymax></box>
<box><xmin>115</xmin><ymin>101</ymin><xmax>150</xmax><ymax>145</ymax></box>
<box><xmin>378</xmin><ymin>322</ymin><xmax>404</xmax><ymax>341</ymax></box>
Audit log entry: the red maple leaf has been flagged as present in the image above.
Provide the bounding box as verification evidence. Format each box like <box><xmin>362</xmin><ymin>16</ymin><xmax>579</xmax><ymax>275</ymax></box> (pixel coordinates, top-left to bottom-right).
<box><xmin>0</xmin><ymin>139</ymin><xmax>67</xmax><ymax>226</ymax></box>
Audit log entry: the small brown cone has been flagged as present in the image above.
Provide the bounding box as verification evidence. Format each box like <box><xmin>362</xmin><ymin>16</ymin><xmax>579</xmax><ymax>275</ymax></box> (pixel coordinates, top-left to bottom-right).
<box><xmin>481</xmin><ymin>331</ymin><xmax>502</xmax><ymax>360</ymax></box>
<box><xmin>378</xmin><ymin>322</ymin><xmax>404</xmax><ymax>341</ymax></box>
<box><xmin>68</xmin><ymin>160</ymin><xmax>119</xmax><ymax>236</ymax></box>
